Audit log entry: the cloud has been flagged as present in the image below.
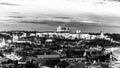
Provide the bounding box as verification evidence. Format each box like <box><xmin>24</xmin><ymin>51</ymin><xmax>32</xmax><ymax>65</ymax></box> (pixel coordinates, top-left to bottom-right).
<box><xmin>9</xmin><ymin>14</ymin><xmax>100</xmax><ymax>25</ymax></box>
<box><xmin>0</xmin><ymin>2</ymin><xmax>19</xmax><ymax>6</ymax></box>
<box><xmin>78</xmin><ymin>14</ymin><xmax>120</xmax><ymax>26</ymax></box>
<box><xmin>7</xmin><ymin>16</ymin><xmax>24</xmax><ymax>18</ymax></box>
<box><xmin>19</xmin><ymin>18</ymin><xmax>102</xmax><ymax>27</ymax></box>
<box><xmin>3</xmin><ymin>12</ymin><xmax>120</xmax><ymax>28</ymax></box>
<box><xmin>1</xmin><ymin>0</ymin><xmax>120</xmax><ymax>33</ymax></box>
<box><xmin>54</xmin><ymin>16</ymin><xmax>72</xmax><ymax>19</ymax></box>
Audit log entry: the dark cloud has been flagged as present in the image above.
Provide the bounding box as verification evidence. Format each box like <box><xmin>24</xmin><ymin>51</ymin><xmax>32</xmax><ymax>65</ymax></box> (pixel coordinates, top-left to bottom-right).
<box><xmin>54</xmin><ymin>16</ymin><xmax>72</xmax><ymax>19</ymax></box>
<box><xmin>20</xmin><ymin>21</ymin><xmax>66</xmax><ymax>26</ymax></box>
<box><xmin>20</xmin><ymin>20</ymin><xmax>103</xmax><ymax>27</ymax></box>
<box><xmin>0</xmin><ymin>2</ymin><xmax>19</xmax><ymax>6</ymax></box>
<box><xmin>7</xmin><ymin>16</ymin><xmax>24</xmax><ymax>18</ymax></box>
<box><xmin>20</xmin><ymin>19</ymin><xmax>120</xmax><ymax>28</ymax></box>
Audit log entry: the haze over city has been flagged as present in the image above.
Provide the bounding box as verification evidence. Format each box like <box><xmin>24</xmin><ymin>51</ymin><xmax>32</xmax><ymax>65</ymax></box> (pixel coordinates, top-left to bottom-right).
<box><xmin>1</xmin><ymin>0</ymin><xmax>120</xmax><ymax>33</ymax></box>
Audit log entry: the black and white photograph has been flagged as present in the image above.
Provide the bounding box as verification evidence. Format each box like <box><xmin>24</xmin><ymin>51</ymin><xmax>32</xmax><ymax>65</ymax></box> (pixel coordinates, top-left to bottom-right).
<box><xmin>1</xmin><ymin>0</ymin><xmax>120</xmax><ymax>68</ymax></box>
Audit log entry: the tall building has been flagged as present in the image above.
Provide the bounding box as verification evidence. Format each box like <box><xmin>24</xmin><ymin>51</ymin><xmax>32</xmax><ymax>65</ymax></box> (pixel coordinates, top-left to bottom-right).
<box><xmin>76</xmin><ymin>29</ymin><xmax>81</xmax><ymax>33</ymax></box>
<box><xmin>57</xmin><ymin>24</ymin><xmax>70</xmax><ymax>33</ymax></box>
<box><xmin>12</xmin><ymin>35</ymin><xmax>19</xmax><ymax>42</ymax></box>
<box><xmin>100</xmin><ymin>31</ymin><xmax>104</xmax><ymax>38</ymax></box>
<box><xmin>0</xmin><ymin>38</ymin><xmax>6</xmax><ymax>47</ymax></box>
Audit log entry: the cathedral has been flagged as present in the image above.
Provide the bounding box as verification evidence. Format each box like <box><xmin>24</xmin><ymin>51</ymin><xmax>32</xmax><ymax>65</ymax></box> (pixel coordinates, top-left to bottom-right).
<box><xmin>57</xmin><ymin>25</ymin><xmax>70</xmax><ymax>33</ymax></box>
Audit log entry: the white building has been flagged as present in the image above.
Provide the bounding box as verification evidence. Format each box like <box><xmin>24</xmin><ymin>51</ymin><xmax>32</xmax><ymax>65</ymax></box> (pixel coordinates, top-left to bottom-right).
<box><xmin>79</xmin><ymin>34</ymin><xmax>91</xmax><ymax>39</ymax></box>
<box><xmin>90</xmin><ymin>35</ymin><xmax>96</xmax><ymax>39</ymax></box>
<box><xmin>67</xmin><ymin>33</ymin><xmax>91</xmax><ymax>39</ymax></box>
<box><xmin>57</xmin><ymin>25</ymin><xmax>70</xmax><ymax>33</ymax></box>
<box><xmin>20</xmin><ymin>32</ymin><xmax>27</xmax><ymax>38</ymax></box>
<box><xmin>30</xmin><ymin>33</ymin><xmax>36</xmax><ymax>36</ymax></box>
<box><xmin>12</xmin><ymin>35</ymin><xmax>19</xmax><ymax>42</ymax></box>
<box><xmin>96</xmin><ymin>31</ymin><xmax>107</xmax><ymax>39</ymax></box>
<box><xmin>110</xmin><ymin>48</ymin><xmax>120</xmax><ymax>68</ymax></box>
<box><xmin>76</xmin><ymin>29</ymin><xmax>81</xmax><ymax>34</ymax></box>
<box><xmin>0</xmin><ymin>38</ymin><xmax>6</xmax><ymax>47</ymax></box>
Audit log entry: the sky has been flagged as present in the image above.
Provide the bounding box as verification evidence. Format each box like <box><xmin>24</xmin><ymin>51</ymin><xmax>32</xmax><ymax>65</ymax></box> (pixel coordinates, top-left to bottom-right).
<box><xmin>1</xmin><ymin>0</ymin><xmax>120</xmax><ymax>33</ymax></box>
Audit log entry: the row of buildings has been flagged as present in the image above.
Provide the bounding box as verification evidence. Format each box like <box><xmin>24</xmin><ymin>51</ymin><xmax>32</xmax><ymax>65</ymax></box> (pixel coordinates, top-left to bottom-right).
<box><xmin>36</xmin><ymin>25</ymin><xmax>108</xmax><ymax>40</ymax></box>
<box><xmin>0</xmin><ymin>25</ymin><xmax>109</xmax><ymax>45</ymax></box>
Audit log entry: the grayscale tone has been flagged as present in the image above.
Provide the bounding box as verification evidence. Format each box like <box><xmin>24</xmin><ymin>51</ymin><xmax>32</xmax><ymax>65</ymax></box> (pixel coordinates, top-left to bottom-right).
<box><xmin>1</xmin><ymin>0</ymin><xmax>120</xmax><ymax>68</ymax></box>
<box><xmin>1</xmin><ymin>0</ymin><xmax>120</xmax><ymax>33</ymax></box>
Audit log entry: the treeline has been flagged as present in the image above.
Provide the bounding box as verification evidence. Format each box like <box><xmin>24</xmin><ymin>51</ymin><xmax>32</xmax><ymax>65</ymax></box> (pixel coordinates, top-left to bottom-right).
<box><xmin>105</xmin><ymin>33</ymin><xmax>120</xmax><ymax>41</ymax></box>
<box><xmin>86</xmin><ymin>39</ymin><xmax>120</xmax><ymax>47</ymax></box>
